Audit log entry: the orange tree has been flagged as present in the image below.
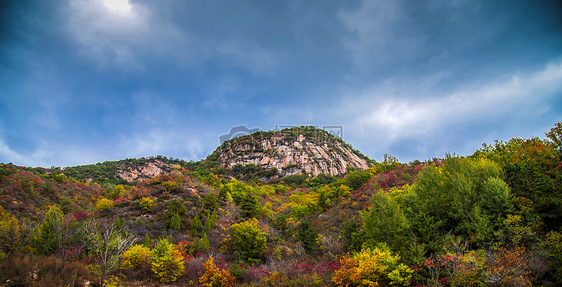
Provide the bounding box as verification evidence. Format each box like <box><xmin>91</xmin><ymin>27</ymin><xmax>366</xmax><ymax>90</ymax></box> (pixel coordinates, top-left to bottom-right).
<box><xmin>199</xmin><ymin>255</ymin><xmax>236</xmax><ymax>287</ymax></box>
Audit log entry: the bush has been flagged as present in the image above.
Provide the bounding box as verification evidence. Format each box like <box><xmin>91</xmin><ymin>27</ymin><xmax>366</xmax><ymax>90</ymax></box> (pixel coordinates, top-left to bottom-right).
<box><xmin>121</xmin><ymin>244</ymin><xmax>151</xmax><ymax>270</ymax></box>
<box><xmin>139</xmin><ymin>197</ymin><xmax>154</xmax><ymax>212</ymax></box>
<box><xmin>199</xmin><ymin>255</ymin><xmax>236</xmax><ymax>287</ymax></box>
<box><xmin>96</xmin><ymin>198</ymin><xmax>115</xmax><ymax>211</ymax></box>
<box><xmin>332</xmin><ymin>245</ymin><xmax>413</xmax><ymax>286</ymax></box>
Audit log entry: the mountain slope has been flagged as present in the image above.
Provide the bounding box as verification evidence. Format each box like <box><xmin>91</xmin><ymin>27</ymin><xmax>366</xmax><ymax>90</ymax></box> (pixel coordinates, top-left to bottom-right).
<box><xmin>214</xmin><ymin>126</ymin><xmax>373</xmax><ymax>177</ymax></box>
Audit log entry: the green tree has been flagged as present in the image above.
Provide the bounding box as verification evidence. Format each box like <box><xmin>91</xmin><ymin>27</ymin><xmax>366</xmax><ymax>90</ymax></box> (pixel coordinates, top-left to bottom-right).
<box><xmin>229</xmin><ymin>218</ymin><xmax>268</xmax><ymax>265</ymax></box>
<box><xmin>298</xmin><ymin>221</ymin><xmax>318</xmax><ymax>254</ymax></box>
<box><xmin>475</xmin><ymin>135</ymin><xmax>560</xmax><ymax>231</ymax></box>
<box><xmin>190</xmin><ymin>213</ymin><xmax>201</xmax><ymax>237</ymax></box>
<box><xmin>239</xmin><ymin>193</ymin><xmax>260</xmax><ymax>219</ymax></box>
<box><xmin>362</xmin><ymin>191</ymin><xmax>410</xmax><ymax>255</ymax></box>
<box><xmin>406</xmin><ymin>157</ymin><xmax>513</xmax><ymax>246</ymax></box>
<box><xmin>168</xmin><ymin>213</ymin><xmax>182</xmax><ymax>230</ymax></box>
<box><xmin>203</xmin><ymin>211</ymin><xmax>217</xmax><ymax>233</ymax></box>
<box><xmin>32</xmin><ymin>205</ymin><xmax>78</xmax><ymax>257</ymax></box>
<box><xmin>203</xmin><ymin>193</ymin><xmax>219</xmax><ymax>214</ymax></box>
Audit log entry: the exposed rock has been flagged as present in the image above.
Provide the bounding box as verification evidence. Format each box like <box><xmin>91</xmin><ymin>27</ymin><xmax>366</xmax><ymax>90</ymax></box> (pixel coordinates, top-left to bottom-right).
<box><xmin>115</xmin><ymin>159</ymin><xmax>169</xmax><ymax>182</ymax></box>
<box><xmin>214</xmin><ymin>127</ymin><xmax>372</xmax><ymax>177</ymax></box>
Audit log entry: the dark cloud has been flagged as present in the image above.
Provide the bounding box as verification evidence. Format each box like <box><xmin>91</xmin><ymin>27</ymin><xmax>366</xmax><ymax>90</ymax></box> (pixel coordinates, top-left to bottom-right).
<box><xmin>0</xmin><ymin>0</ymin><xmax>561</xmax><ymax>166</ymax></box>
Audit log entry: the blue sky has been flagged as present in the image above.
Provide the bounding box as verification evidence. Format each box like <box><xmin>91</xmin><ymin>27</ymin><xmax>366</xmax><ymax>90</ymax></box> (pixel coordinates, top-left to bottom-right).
<box><xmin>1</xmin><ymin>0</ymin><xmax>561</xmax><ymax>167</ymax></box>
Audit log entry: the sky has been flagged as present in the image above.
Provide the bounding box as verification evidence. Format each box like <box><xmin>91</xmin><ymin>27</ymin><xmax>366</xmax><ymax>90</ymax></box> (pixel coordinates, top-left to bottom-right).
<box><xmin>1</xmin><ymin>0</ymin><xmax>562</xmax><ymax>167</ymax></box>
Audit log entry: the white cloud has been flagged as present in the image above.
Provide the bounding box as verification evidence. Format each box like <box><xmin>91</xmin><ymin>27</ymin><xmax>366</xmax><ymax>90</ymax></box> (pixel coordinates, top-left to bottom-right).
<box><xmin>342</xmin><ymin>60</ymin><xmax>562</xmax><ymax>148</ymax></box>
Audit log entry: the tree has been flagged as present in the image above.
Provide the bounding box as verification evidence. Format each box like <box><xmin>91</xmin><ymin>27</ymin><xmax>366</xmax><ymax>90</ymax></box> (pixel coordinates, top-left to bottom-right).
<box><xmin>475</xmin><ymin>136</ymin><xmax>561</xmax><ymax>231</ymax></box>
<box><xmin>0</xmin><ymin>207</ymin><xmax>29</xmax><ymax>267</ymax></box>
<box><xmin>151</xmin><ymin>237</ymin><xmax>185</xmax><ymax>283</ymax></box>
<box><xmin>406</xmin><ymin>157</ymin><xmax>512</xmax><ymax>245</ymax></box>
<box><xmin>362</xmin><ymin>191</ymin><xmax>410</xmax><ymax>255</ymax></box>
<box><xmin>190</xmin><ymin>213</ymin><xmax>201</xmax><ymax>237</ymax></box>
<box><xmin>229</xmin><ymin>218</ymin><xmax>268</xmax><ymax>265</ymax></box>
<box><xmin>332</xmin><ymin>245</ymin><xmax>413</xmax><ymax>286</ymax></box>
<box><xmin>32</xmin><ymin>205</ymin><xmax>79</xmax><ymax>258</ymax></box>
<box><xmin>298</xmin><ymin>221</ymin><xmax>318</xmax><ymax>254</ymax></box>
<box><xmin>546</xmin><ymin>121</ymin><xmax>562</xmax><ymax>154</ymax></box>
<box><xmin>165</xmin><ymin>200</ymin><xmax>187</xmax><ymax>230</ymax></box>
<box><xmin>199</xmin><ymin>255</ymin><xmax>236</xmax><ymax>287</ymax></box>
<box><xmin>203</xmin><ymin>193</ymin><xmax>219</xmax><ymax>214</ymax></box>
<box><xmin>239</xmin><ymin>193</ymin><xmax>260</xmax><ymax>219</ymax></box>
<box><xmin>82</xmin><ymin>218</ymin><xmax>137</xmax><ymax>287</ymax></box>
<box><xmin>120</xmin><ymin>244</ymin><xmax>151</xmax><ymax>271</ymax></box>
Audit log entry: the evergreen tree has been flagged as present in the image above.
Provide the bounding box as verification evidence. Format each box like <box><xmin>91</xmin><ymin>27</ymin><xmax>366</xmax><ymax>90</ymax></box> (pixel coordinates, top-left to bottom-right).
<box><xmin>298</xmin><ymin>221</ymin><xmax>318</xmax><ymax>254</ymax></box>
<box><xmin>190</xmin><ymin>213</ymin><xmax>201</xmax><ymax>237</ymax></box>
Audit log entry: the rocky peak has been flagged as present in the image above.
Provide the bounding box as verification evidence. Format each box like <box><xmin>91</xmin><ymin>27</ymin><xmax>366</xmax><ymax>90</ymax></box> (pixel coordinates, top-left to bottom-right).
<box><xmin>214</xmin><ymin>126</ymin><xmax>372</xmax><ymax>177</ymax></box>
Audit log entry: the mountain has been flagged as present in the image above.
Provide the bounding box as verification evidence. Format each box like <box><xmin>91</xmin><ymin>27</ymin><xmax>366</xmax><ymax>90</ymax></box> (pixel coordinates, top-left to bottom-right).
<box><xmin>213</xmin><ymin>126</ymin><xmax>373</xmax><ymax>177</ymax></box>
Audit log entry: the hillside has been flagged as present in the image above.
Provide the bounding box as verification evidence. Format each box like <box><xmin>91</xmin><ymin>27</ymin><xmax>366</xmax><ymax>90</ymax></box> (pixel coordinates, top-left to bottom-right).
<box><xmin>214</xmin><ymin>126</ymin><xmax>373</xmax><ymax>178</ymax></box>
<box><xmin>1</xmin><ymin>123</ymin><xmax>561</xmax><ymax>287</ymax></box>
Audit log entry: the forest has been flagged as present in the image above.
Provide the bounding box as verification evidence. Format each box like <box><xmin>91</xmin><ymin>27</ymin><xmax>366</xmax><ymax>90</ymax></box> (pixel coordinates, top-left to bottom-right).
<box><xmin>0</xmin><ymin>122</ymin><xmax>561</xmax><ymax>286</ymax></box>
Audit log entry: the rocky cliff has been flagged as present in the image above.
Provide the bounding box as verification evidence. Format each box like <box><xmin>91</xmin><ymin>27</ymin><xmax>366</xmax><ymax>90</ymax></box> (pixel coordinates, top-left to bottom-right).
<box><xmin>214</xmin><ymin>127</ymin><xmax>372</xmax><ymax>177</ymax></box>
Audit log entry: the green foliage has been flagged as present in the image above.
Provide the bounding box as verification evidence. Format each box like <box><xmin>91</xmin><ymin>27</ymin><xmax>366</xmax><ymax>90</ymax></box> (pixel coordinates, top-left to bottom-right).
<box><xmin>165</xmin><ymin>200</ymin><xmax>187</xmax><ymax>230</ymax></box>
<box><xmin>298</xmin><ymin>221</ymin><xmax>318</xmax><ymax>253</ymax></box>
<box><xmin>203</xmin><ymin>192</ymin><xmax>219</xmax><ymax>213</ymax></box>
<box><xmin>341</xmin><ymin>221</ymin><xmax>364</xmax><ymax>252</ymax></box>
<box><xmin>203</xmin><ymin>211</ymin><xmax>217</xmax><ymax>233</ymax></box>
<box><xmin>362</xmin><ymin>191</ymin><xmax>410</xmax><ymax>255</ymax></box>
<box><xmin>196</xmin><ymin>233</ymin><xmax>210</xmax><ymax>253</ymax></box>
<box><xmin>229</xmin><ymin>218</ymin><xmax>268</xmax><ymax>265</ymax></box>
<box><xmin>142</xmin><ymin>233</ymin><xmax>151</xmax><ymax>248</ymax></box>
<box><xmin>542</xmin><ymin>230</ymin><xmax>562</xmax><ymax>284</ymax></box>
<box><xmin>190</xmin><ymin>213</ymin><xmax>201</xmax><ymax>237</ymax></box>
<box><xmin>343</xmin><ymin>168</ymin><xmax>374</xmax><ymax>190</ymax></box>
<box><xmin>168</xmin><ymin>213</ymin><xmax>182</xmax><ymax>230</ymax></box>
<box><xmin>406</xmin><ymin>157</ymin><xmax>513</xmax><ymax>245</ymax></box>
<box><xmin>270</xmin><ymin>213</ymin><xmax>292</xmax><ymax>238</ymax></box>
<box><xmin>475</xmin><ymin>133</ymin><xmax>561</xmax><ymax>231</ymax></box>
<box><xmin>309</xmin><ymin>173</ymin><xmax>337</xmax><ymax>187</ymax></box>
<box><xmin>32</xmin><ymin>205</ymin><xmax>66</xmax><ymax>255</ymax></box>
<box><xmin>283</xmin><ymin>174</ymin><xmax>308</xmax><ymax>187</ymax></box>
<box><xmin>151</xmin><ymin>237</ymin><xmax>185</xmax><ymax>283</ymax></box>
<box><xmin>239</xmin><ymin>193</ymin><xmax>261</xmax><ymax>220</ymax></box>
<box><xmin>167</xmin><ymin>199</ymin><xmax>187</xmax><ymax>216</ymax></box>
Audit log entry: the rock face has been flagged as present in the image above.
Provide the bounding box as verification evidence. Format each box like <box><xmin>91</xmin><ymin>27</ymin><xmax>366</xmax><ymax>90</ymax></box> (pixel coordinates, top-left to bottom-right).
<box><xmin>214</xmin><ymin>127</ymin><xmax>371</xmax><ymax>177</ymax></box>
<box><xmin>115</xmin><ymin>159</ymin><xmax>172</xmax><ymax>182</ymax></box>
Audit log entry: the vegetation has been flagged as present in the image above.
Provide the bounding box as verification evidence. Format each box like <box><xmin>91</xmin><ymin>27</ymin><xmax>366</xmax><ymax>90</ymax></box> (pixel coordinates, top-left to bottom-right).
<box><xmin>0</xmin><ymin>123</ymin><xmax>561</xmax><ymax>286</ymax></box>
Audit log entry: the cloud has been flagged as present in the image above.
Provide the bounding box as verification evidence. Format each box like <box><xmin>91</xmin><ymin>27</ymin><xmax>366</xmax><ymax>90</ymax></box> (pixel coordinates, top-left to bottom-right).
<box><xmin>344</xmin><ymin>60</ymin><xmax>562</xmax><ymax>149</ymax></box>
<box><xmin>67</xmin><ymin>0</ymin><xmax>188</xmax><ymax>70</ymax></box>
<box><xmin>0</xmin><ymin>138</ymin><xmax>43</xmax><ymax>166</ymax></box>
